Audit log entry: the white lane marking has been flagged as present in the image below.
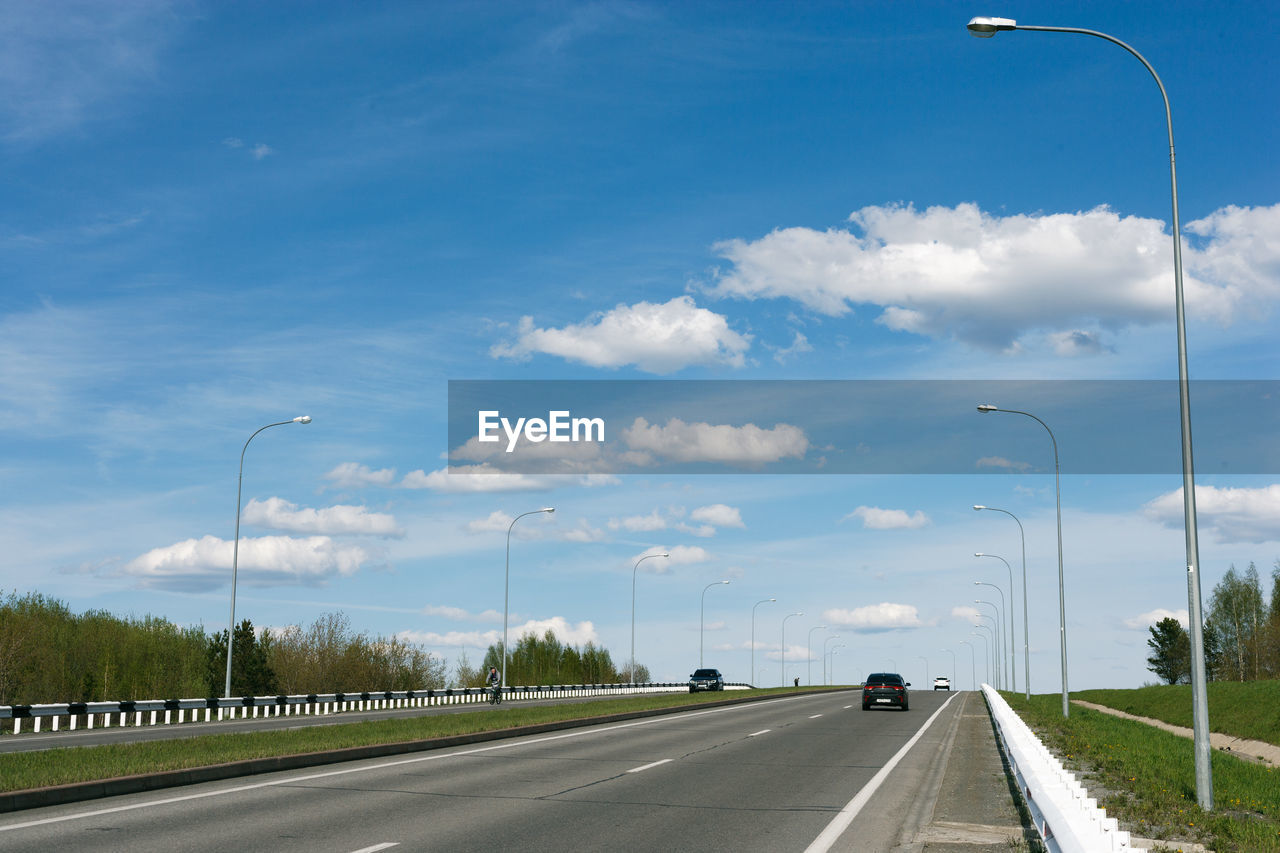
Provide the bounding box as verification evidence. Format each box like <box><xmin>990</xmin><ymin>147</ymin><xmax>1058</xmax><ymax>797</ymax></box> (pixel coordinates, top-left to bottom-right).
<box><xmin>626</xmin><ymin>758</ymin><xmax>672</xmax><ymax>774</ymax></box>
<box><xmin>0</xmin><ymin>692</ymin><xmax>830</xmax><ymax>833</ymax></box>
<box><xmin>809</xmin><ymin>714</ymin><xmax>823</xmax><ymax>719</ymax></box>
<box><xmin>843</xmin><ymin>706</ymin><xmax>853</xmax><ymax>710</ymax></box>
<box><xmin>747</xmin><ymin>729</ymin><xmax>770</xmax><ymax>737</ymax></box>
<box><xmin>350</xmin><ymin>845</ymin><xmax>399</xmax><ymax>853</ymax></box>
<box><xmin>804</xmin><ymin>694</ymin><xmax>957</xmax><ymax>853</ymax></box>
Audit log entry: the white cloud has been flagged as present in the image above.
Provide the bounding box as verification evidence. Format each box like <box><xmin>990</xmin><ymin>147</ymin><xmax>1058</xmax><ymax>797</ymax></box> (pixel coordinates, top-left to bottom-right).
<box><xmin>844</xmin><ymin>506</ymin><xmax>930</xmax><ymax>530</ymax></box>
<box><xmin>122</xmin><ymin>535</ymin><xmax>373</xmax><ymax>591</ymax></box>
<box><xmin>824</xmin><ymin>603</ymin><xmax>923</xmax><ymax>631</ymax></box>
<box><xmin>490</xmin><ymin>296</ymin><xmax>751</xmax><ymax>373</ymax></box>
<box><xmin>675</xmin><ymin>522</ymin><xmax>716</xmax><ymax>538</ymax></box>
<box><xmin>690</xmin><ymin>504</ymin><xmax>745</xmax><ymax>528</ymax></box>
<box><xmin>251</xmin><ymin>142</ymin><xmax>273</xmax><ymax>159</ymax></box>
<box><xmin>241</xmin><ymin>497</ymin><xmax>404</xmax><ymax>537</ymax></box>
<box><xmin>975</xmin><ymin>456</ymin><xmax>1032</xmax><ymax>472</ymax></box>
<box><xmin>609</xmin><ymin>510</ymin><xmax>667</xmax><ymax>532</ymax></box>
<box><xmin>421</xmin><ymin>604</ymin><xmax>502</xmax><ymax>623</ymax></box>
<box><xmin>400</xmin><ymin>465</ymin><xmax>618</xmax><ymax>493</ymax></box>
<box><xmin>621</xmin><ymin>417</ymin><xmax>808</xmax><ymax>466</ymax></box>
<box><xmin>323</xmin><ymin>463</ymin><xmax>397</xmax><ymax>489</ymax></box>
<box><xmin>629</xmin><ymin>544</ymin><xmax>710</xmax><ymax>571</ymax></box>
<box><xmin>399</xmin><ymin>616</ymin><xmax>599</xmax><ymax>651</ymax></box>
<box><xmin>701</xmin><ymin>202</ymin><xmax>1280</xmax><ymax>350</ymax></box>
<box><xmin>1124</xmin><ymin>609</ymin><xmax>1189</xmax><ymax>630</ymax></box>
<box><xmin>952</xmin><ymin>605</ymin><xmax>980</xmax><ymax>622</ymax></box>
<box><xmin>768</xmin><ymin>331</ymin><xmax>813</xmax><ymax>364</ymax></box>
<box><xmin>1143</xmin><ymin>484</ymin><xmax>1280</xmax><ymax>543</ymax></box>
<box><xmin>396</xmin><ymin>628</ymin><xmax>500</xmax><ymax>649</ymax></box>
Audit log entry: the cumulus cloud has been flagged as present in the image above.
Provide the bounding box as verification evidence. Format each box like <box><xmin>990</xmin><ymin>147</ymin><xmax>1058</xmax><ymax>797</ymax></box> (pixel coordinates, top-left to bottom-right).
<box><xmin>400</xmin><ymin>616</ymin><xmax>598</xmax><ymax>649</ymax></box>
<box><xmin>621</xmin><ymin>417</ymin><xmax>808</xmax><ymax>466</ymax></box>
<box><xmin>1143</xmin><ymin>484</ymin><xmax>1280</xmax><ymax>543</ymax></box>
<box><xmin>975</xmin><ymin>456</ymin><xmax>1032</xmax><ymax>473</ymax></box>
<box><xmin>1124</xmin><ymin>609</ymin><xmax>1189</xmax><ymax>630</ymax></box>
<box><xmin>700</xmin><ymin>202</ymin><xmax>1280</xmax><ymax>350</ymax></box>
<box><xmin>251</xmin><ymin>142</ymin><xmax>273</xmax><ymax>160</ymax></box>
<box><xmin>628</xmin><ymin>545</ymin><xmax>710</xmax><ymax>571</ymax></box>
<box><xmin>609</xmin><ymin>510</ymin><xmax>667</xmax><ymax>532</ymax></box>
<box><xmin>241</xmin><ymin>497</ymin><xmax>404</xmax><ymax>537</ymax></box>
<box><xmin>824</xmin><ymin>603</ymin><xmax>923</xmax><ymax>631</ymax></box>
<box><xmin>490</xmin><ymin>296</ymin><xmax>751</xmax><ymax>373</ymax></box>
<box><xmin>400</xmin><ymin>465</ymin><xmax>616</xmax><ymax>493</ymax></box>
<box><xmin>690</xmin><ymin>504</ymin><xmax>745</xmax><ymax>529</ymax></box>
<box><xmin>122</xmin><ymin>535</ymin><xmax>373</xmax><ymax>591</ymax></box>
<box><xmin>843</xmin><ymin>506</ymin><xmax>930</xmax><ymax>530</ymax></box>
<box><xmin>323</xmin><ymin>463</ymin><xmax>397</xmax><ymax>489</ymax></box>
<box><xmin>952</xmin><ymin>605</ymin><xmax>981</xmax><ymax>622</ymax></box>
<box><xmin>421</xmin><ymin>604</ymin><xmax>502</xmax><ymax>623</ymax></box>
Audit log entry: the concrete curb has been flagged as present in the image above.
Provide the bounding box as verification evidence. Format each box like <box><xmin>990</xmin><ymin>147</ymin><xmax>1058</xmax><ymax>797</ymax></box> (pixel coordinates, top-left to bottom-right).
<box><xmin>1</xmin><ymin>688</ymin><xmax>835</xmax><ymax>813</ymax></box>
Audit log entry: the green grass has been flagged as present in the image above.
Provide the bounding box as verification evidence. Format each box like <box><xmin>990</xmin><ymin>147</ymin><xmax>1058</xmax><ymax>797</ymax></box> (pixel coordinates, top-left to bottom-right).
<box><xmin>1073</xmin><ymin>681</ymin><xmax>1280</xmax><ymax>746</ymax></box>
<box><xmin>0</xmin><ymin>687</ymin><xmax>833</xmax><ymax>794</ymax></box>
<box><xmin>1005</xmin><ymin>692</ymin><xmax>1280</xmax><ymax>852</ymax></box>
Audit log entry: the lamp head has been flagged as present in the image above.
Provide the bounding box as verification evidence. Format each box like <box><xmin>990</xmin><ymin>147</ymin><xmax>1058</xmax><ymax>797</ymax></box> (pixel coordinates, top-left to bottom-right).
<box><xmin>293</xmin><ymin>416</ymin><xmax>312</xmax><ymax>424</ymax></box>
<box><xmin>977</xmin><ymin>404</ymin><xmax>998</xmax><ymax>413</ymax></box>
<box><xmin>541</xmin><ymin>507</ymin><xmax>555</xmax><ymax>514</ymax></box>
<box><xmin>973</xmin><ymin>505</ymin><xmax>986</xmax><ymax>511</ymax></box>
<box><xmin>967</xmin><ymin>16</ymin><xmax>1016</xmax><ymax>37</ymax></box>
<box><xmin>661</xmin><ymin>553</ymin><xmax>670</xmax><ymax>558</ymax></box>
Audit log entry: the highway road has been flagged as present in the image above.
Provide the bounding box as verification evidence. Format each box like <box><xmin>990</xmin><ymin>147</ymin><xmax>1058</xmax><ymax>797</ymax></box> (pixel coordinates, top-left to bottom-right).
<box><xmin>0</xmin><ymin>689</ymin><xmax>1015</xmax><ymax>852</ymax></box>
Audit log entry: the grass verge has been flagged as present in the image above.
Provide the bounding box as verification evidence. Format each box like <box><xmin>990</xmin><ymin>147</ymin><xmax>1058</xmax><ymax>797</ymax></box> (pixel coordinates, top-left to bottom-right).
<box><xmin>1005</xmin><ymin>692</ymin><xmax>1280</xmax><ymax>852</ymax></box>
<box><xmin>0</xmin><ymin>687</ymin><xmax>832</xmax><ymax>794</ymax></box>
<box><xmin>1073</xmin><ymin>681</ymin><xmax>1280</xmax><ymax>746</ymax></box>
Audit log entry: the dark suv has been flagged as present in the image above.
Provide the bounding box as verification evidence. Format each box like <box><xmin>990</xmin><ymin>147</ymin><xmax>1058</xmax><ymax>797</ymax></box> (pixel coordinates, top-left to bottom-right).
<box><xmin>861</xmin><ymin>672</ymin><xmax>910</xmax><ymax>711</ymax></box>
<box><xmin>688</xmin><ymin>668</ymin><xmax>725</xmax><ymax>692</ymax></box>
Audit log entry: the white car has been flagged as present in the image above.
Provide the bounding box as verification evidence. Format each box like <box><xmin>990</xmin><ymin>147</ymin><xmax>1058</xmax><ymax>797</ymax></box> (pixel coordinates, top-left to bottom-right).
<box><xmin>933</xmin><ymin>676</ymin><xmax>951</xmax><ymax>691</ymax></box>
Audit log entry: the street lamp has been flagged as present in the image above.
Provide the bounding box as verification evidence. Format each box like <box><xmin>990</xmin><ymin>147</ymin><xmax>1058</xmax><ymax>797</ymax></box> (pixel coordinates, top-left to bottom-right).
<box><xmin>630</xmin><ymin>552</ymin><xmax>670</xmax><ymax>683</ymax></box>
<box><xmin>973</xmin><ymin>615</ymin><xmax>999</xmax><ymax>689</ymax></box>
<box><xmin>967</xmin><ymin>17</ymin><xmax>1212</xmax><ymax>808</ymax></box>
<box><xmin>976</xmin><ymin>404</ymin><xmax>1068</xmax><ymax>716</ymax></box>
<box><xmin>752</xmin><ymin>598</ymin><xmax>777</xmax><ymax>687</ymax></box>
<box><xmin>970</xmin><ymin>631</ymin><xmax>991</xmax><ymax>686</ymax></box>
<box><xmin>503</xmin><ymin>507</ymin><xmax>555</xmax><ymax>688</ymax></box>
<box><xmin>975</xmin><ymin>553</ymin><xmax>1018</xmax><ymax>694</ymax></box>
<box><xmin>225</xmin><ymin>415</ymin><xmax>311</xmax><ymax>699</ymax></box>
<box><xmin>976</xmin><ymin>581</ymin><xmax>1010</xmax><ymax>690</ymax></box>
<box><xmin>808</xmin><ymin>625</ymin><xmax>829</xmax><ymax>685</ymax></box>
<box><xmin>821</xmin><ymin>634</ymin><xmax>841</xmax><ymax>685</ymax></box>
<box><xmin>827</xmin><ymin>645</ymin><xmax>845</xmax><ymax>684</ymax></box>
<box><xmin>958</xmin><ymin>640</ymin><xmax>977</xmax><ymax>691</ymax></box>
<box><xmin>974</xmin><ymin>512</ymin><xmax>1029</xmax><ymax>699</ymax></box>
<box><xmin>781</xmin><ymin>611</ymin><xmax>803</xmax><ymax>686</ymax></box>
<box><xmin>975</xmin><ymin>601</ymin><xmax>1003</xmax><ymax>689</ymax></box>
<box><xmin>700</xmin><ymin>580</ymin><xmax>730</xmax><ymax>668</ymax></box>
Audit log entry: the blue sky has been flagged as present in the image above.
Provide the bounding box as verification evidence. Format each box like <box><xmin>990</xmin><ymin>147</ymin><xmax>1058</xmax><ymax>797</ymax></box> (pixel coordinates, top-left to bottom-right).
<box><xmin>3</xmin><ymin>1</ymin><xmax>1278</xmax><ymax>691</ymax></box>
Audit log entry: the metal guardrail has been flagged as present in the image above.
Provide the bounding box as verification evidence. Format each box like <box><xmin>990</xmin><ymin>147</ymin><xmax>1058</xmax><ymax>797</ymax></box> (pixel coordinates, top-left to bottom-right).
<box><xmin>0</xmin><ymin>681</ymin><xmax>752</xmax><ymax>735</ymax></box>
<box><xmin>982</xmin><ymin>684</ymin><xmax>1146</xmax><ymax>853</ymax></box>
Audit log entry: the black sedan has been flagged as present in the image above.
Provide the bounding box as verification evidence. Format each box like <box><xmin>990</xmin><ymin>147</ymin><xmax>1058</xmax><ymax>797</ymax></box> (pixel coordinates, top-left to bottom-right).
<box><xmin>861</xmin><ymin>672</ymin><xmax>910</xmax><ymax>710</ymax></box>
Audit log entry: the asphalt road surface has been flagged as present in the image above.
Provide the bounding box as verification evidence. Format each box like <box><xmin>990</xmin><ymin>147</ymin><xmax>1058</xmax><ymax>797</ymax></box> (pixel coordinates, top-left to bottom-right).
<box><xmin>0</xmin><ymin>689</ymin><xmax>1029</xmax><ymax>852</ymax></box>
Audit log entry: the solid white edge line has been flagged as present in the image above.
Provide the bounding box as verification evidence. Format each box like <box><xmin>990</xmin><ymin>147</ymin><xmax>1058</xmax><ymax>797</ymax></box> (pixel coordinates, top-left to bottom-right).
<box><xmin>747</xmin><ymin>729</ymin><xmax>770</xmax><ymax>737</ymax></box>
<box><xmin>0</xmin><ymin>692</ymin><xmax>830</xmax><ymax>833</ymax></box>
<box><xmin>626</xmin><ymin>758</ymin><xmax>673</xmax><ymax>774</ymax></box>
<box><xmin>803</xmin><ymin>694</ymin><xmax>957</xmax><ymax>853</ymax></box>
<box><xmin>349</xmin><ymin>844</ymin><xmax>399</xmax><ymax>853</ymax></box>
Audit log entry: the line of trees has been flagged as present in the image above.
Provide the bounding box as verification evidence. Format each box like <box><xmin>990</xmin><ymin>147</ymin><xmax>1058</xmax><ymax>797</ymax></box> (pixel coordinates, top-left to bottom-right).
<box><xmin>0</xmin><ymin>591</ymin><xmax>447</xmax><ymax>705</ymax></box>
<box><xmin>1146</xmin><ymin>561</ymin><xmax>1280</xmax><ymax>684</ymax></box>
<box><xmin>456</xmin><ymin>630</ymin><xmax>646</xmax><ymax>687</ymax></box>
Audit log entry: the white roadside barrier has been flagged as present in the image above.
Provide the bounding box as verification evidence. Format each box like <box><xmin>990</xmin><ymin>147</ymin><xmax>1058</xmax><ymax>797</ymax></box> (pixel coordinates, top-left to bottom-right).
<box><xmin>0</xmin><ymin>681</ymin><xmax>753</xmax><ymax>736</ymax></box>
<box><xmin>983</xmin><ymin>684</ymin><xmax>1147</xmax><ymax>853</ymax></box>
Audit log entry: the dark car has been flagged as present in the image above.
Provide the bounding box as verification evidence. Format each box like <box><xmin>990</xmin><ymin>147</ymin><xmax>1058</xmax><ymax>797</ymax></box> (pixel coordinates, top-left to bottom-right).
<box><xmin>862</xmin><ymin>672</ymin><xmax>910</xmax><ymax>710</ymax></box>
<box><xmin>688</xmin><ymin>668</ymin><xmax>725</xmax><ymax>692</ymax></box>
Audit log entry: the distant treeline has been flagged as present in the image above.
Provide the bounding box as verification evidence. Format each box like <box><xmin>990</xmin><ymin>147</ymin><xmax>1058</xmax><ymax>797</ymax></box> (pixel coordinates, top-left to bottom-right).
<box><xmin>1147</xmin><ymin>561</ymin><xmax>1280</xmax><ymax>684</ymax></box>
<box><xmin>0</xmin><ymin>592</ymin><xmax>446</xmax><ymax>705</ymax></box>
<box><xmin>455</xmin><ymin>630</ymin><xmax>646</xmax><ymax>687</ymax></box>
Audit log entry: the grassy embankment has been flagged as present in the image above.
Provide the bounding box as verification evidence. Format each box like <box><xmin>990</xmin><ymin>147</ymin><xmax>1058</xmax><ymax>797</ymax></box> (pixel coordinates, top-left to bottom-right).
<box><xmin>1005</xmin><ymin>688</ymin><xmax>1280</xmax><ymax>852</ymax></box>
<box><xmin>0</xmin><ymin>686</ymin><xmax>837</xmax><ymax>794</ymax></box>
<box><xmin>1074</xmin><ymin>680</ymin><xmax>1280</xmax><ymax>746</ymax></box>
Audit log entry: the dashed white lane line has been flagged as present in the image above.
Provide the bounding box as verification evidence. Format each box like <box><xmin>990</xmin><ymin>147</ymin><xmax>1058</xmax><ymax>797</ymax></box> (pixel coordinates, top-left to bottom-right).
<box><xmin>809</xmin><ymin>714</ymin><xmax>823</xmax><ymax>719</ymax></box>
<box><xmin>843</xmin><ymin>705</ymin><xmax>853</xmax><ymax>710</ymax></box>
<box><xmin>747</xmin><ymin>729</ymin><xmax>771</xmax><ymax>737</ymax></box>
<box><xmin>627</xmin><ymin>758</ymin><xmax>673</xmax><ymax>774</ymax></box>
<box><xmin>349</xmin><ymin>844</ymin><xmax>399</xmax><ymax>853</ymax></box>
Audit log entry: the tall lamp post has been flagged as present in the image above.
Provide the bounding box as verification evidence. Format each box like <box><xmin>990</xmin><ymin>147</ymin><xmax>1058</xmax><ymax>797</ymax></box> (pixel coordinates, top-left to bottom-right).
<box><xmin>700</xmin><ymin>580</ymin><xmax>730</xmax><ymax>668</ymax></box>
<box><xmin>503</xmin><ymin>507</ymin><xmax>555</xmax><ymax>688</ymax></box>
<box><xmin>958</xmin><ymin>640</ymin><xmax>977</xmax><ymax>691</ymax></box>
<box><xmin>827</xmin><ymin>644</ymin><xmax>845</xmax><ymax>684</ymax></box>
<box><xmin>975</xmin><ymin>554</ymin><xmax>1018</xmax><ymax>693</ymax></box>
<box><xmin>970</xmin><ymin>631</ymin><xmax>991</xmax><ymax>686</ymax></box>
<box><xmin>821</xmin><ymin>634</ymin><xmax>841</xmax><ymax>684</ymax></box>
<box><xmin>808</xmin><ymin>625</ymin><xmax>829</xmax><ymax>685</ymax></box>
<box><xmin>752</xmin><ymin>598</ymin><xmax>777</xmax><ymax>687</ymax></box>
<box><xmin>977</xmin><ymin>404</ymin><xmax>1068</xmax><ymax>716</ymax></box>
<box><xmin>973</xmin><ymin>617</ymin><xmax>999</xmax><ymax>689</ymax></box>
<box><xmin>781</xmin><ymin>611</ymin><xmax>803</xmax><ymax>686</ymax></box>
<box><xmin>966</xmin><ymin>12</ymin><xmax>1211</xmax><ymax>811</ymax></box>
<box><xmin>974</xmin><ymin>513</ymin><xmax>1029</xmax><ymax>699</ymax></box>
<box><xmin>975</xmin><ymin>600</ymin><xmax>1004</xmax><ymax>689</ymax></box>
<box><xmin>976</xmin><ymin>581</ymin><xmax>1011</xmax><ymax>689</ymax></box>
<box><xmin>225</xmin><ymin>415</ymin><xmax>311</xmax><ymax>699</ymax></box>
<box><xmin>630</xmin><ymin>552</ymin><xmax>670</xmax><ymax>683</ymax></box>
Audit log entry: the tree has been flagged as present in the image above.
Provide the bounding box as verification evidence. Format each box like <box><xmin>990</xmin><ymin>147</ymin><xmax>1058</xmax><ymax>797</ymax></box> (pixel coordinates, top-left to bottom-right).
<box><xmin>206</xmin><ymin>619</ymin><xmax>278</xmax><ymax>697</ymax></box>
<box><xmin>1146</xmin><ymin>617</ymin><xmax>1190</xmax><ymax>684</ymax></box>
<box><xmin>1207</xmin><ymin>564</ymin><xmax>1266</xmax><ymax>681</ymax></box>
